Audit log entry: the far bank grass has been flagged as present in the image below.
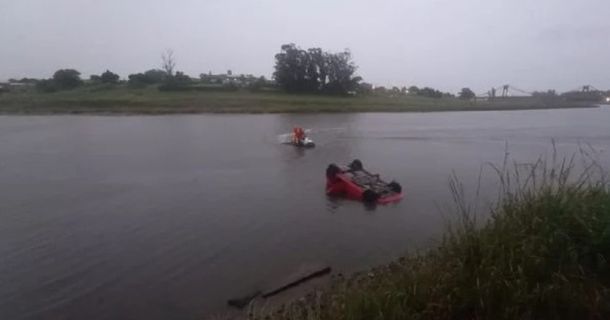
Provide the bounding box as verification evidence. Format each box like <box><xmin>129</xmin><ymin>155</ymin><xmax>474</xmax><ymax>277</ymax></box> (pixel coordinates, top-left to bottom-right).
<box><xmin>253</xmin><ymin>151</ymin><xmax>610</xmax><ymax>320</ymax></box>
<box><xmin>0</xmin><ymin>85</ymin><xmax>596</xmax><ymax>114</ymax></box>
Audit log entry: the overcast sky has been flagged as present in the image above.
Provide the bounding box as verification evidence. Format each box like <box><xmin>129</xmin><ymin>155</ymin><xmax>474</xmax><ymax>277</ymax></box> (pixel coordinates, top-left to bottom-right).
<box><xmin>1</xmin><ymin>0</ymin><xmax>609</xmax><ymax>93</ymax></box>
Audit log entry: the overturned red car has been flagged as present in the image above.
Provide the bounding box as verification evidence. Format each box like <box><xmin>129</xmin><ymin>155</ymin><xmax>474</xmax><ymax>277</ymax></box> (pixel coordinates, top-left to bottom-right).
<box><xmin>326</xmin><ymin>159</ymin><xmax>403</xmax><ymax>204</ymax></box>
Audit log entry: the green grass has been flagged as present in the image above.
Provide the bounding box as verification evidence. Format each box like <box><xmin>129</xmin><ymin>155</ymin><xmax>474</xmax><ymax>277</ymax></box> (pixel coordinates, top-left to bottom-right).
<box><xmin>0</xmin><ymin>85</ymin><xmax>596</xmax><ymax>114</ymax></box>
<box><xmin>252</xmin><ymin>149</ymin><xmax>610</xmax><ymax>320</ymax></box>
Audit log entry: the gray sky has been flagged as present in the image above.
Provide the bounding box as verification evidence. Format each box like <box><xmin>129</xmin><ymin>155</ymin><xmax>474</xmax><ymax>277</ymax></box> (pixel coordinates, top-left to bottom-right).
<box><xmin>1</xmin><ymin>0</ymin><xmax>609</xmax><ymax>93</ymax></box>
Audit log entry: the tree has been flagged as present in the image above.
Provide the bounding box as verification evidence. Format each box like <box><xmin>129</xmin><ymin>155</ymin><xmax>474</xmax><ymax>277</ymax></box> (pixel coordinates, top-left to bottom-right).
<box><xmin>248</xmin><ymin>76</ymin><xmax>269</xmax><ymax>92</ymax></box>
<box><xmin>9</xmin><ymin>78</ymin><xmax>38</xmax><ymax>84</ymax></box>
<box><xmin>357</xmin><ymin>82</ymin><xmax>373</xmax><ymax>95</ymax></box>
<box><xmin>158</xmin><ymin>71</ymin><xmax>193</xmax><ymax>91</ymax></box>
<box><xmin>273</xmin><ymin>44</ymin><xmax>360</xmax><ymax>95</ymax></box>
<box><xmin>161</xmin><ymin>49</ymin><xmax>176</xmax><ymax>77</ymax></box>
<box><xmin>459</xmin><ymin>87</ymin><xmax>475</xmax><ymax>100</ymax></box>
<box><xmin>52</xmin><ymin>69</ymin><xmax>82</xmax><ymax>89</ymax></box>
<box><xmin>100</xmin><ymin>70</ymin><xmax>120</xmax><ymax>84</ymax></box>
<box><xmin>418</xmin><ymin>87</ymin><xmax>443</xmax><ymax>98</ymax></box>
<box><xmin>324</xmin><ymin>49</ymin><xmax>360</xmax><ymax>94</ymax></box>
<box><xmin>273</xmin><ymin>43</ymin><xmax>308</xmax><ymax>92</ymax></box>
<box><xmin>408</xmin><ymin>86</ymin><xmax>419</xmax><ymax>95</ymax></box>
<box><xmin>144</xmin><ymin>69</ymin><xmax>167</xmax><ymax>83</ymax></box>
<box><xmin>307</xmin><ymin>48</ymin><xmax>326</xmax><ymax>91</ymax></box>
<box><xmin>390</xmin><ymin>86</ymin><xmax>401</xmax><ymax>96</ymax></box>
<box><xmin>128</xmin><ymin>73</ymin><xmax>146</xmax><ymax>85</ymax></box>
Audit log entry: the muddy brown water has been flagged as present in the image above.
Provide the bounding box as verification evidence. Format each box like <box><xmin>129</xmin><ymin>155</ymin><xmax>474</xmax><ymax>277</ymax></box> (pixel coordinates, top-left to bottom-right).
<box><xmin>1</xmin><ymin>107</ymin><xmax>609</xmax><ymax>319</ymax></box>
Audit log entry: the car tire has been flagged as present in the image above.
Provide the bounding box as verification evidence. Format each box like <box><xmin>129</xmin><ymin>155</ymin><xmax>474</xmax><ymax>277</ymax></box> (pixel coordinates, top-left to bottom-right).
<box><xmin>349</xmin><ymin>159</ymin><xmax>363</xmax><ymax>171</ymax></box>
<box><xmin>362</xmin><ymin>189</ymin><xmax>379</xmax><ymax>203</ymax></box>
<box><xmin>326</xmin><ymin>164</ymin><xmax>340</xmax><ymax>179</ymax></box>
<box><xmin>388</xmin><ymin>181</ymin><xmax>402</xmax><ymax>193</ymax></box>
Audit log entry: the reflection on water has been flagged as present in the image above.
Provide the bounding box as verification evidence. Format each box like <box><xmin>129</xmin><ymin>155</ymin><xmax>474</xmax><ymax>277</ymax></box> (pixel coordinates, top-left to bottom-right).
<box><xmin>324</xmin><ymin>196</ymin><xmax>342</xmax><ymax>213</ymax></box>
<box><xmin>0</xmin><ymin>108</ymin><xmax>609</xmax><ymax>319</ymax></box>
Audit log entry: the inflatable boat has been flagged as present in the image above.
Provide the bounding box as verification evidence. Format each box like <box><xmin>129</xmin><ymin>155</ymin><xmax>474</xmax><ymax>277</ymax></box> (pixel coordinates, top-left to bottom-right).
<box><xmin>293</xmin><ymin>136</ymin><xmax>315</xmax><ymax>148</ymax></box>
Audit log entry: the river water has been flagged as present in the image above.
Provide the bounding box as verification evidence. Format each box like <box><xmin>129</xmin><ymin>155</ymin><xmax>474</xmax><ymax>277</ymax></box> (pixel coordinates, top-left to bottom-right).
<box><xmin>1</xmin><ymin>107</ymin><xmax>609</xmax><ymax>319</ymax></box>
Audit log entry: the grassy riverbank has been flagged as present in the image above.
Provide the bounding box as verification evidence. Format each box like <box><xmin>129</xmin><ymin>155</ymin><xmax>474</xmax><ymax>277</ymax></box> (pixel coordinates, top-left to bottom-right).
<box><xmin>253</xmin><ymin>153</ymin><xmax>610</xmax><ymax>320</ymax></box>
<box><xmin>0</xmin><ymin>85</ymin><xmax>596</xmax><ymax>114</ymax></box>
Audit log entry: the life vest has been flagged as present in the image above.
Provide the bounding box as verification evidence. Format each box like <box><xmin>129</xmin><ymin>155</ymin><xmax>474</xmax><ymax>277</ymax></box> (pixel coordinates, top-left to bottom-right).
<box><xmin>293</xmin><ymin>127</ymin><xmax>305</xmax><ymax>142</ymax></box>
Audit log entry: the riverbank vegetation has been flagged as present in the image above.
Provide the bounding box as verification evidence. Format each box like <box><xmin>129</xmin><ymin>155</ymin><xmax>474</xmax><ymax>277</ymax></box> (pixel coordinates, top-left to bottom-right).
<box><xmin>251</xmin><ymin>150</ymin><xmax>610</xmax><ymax>319</ymax></box>
<box><xmin>0</xmin><ymin>86</ymin><xmax>596</xmax><ymax>114</ymax></box>
<box><xmin>0</xmin><ymin>44</ymin><xmax>606</xmax><ymax>114</ymax></box>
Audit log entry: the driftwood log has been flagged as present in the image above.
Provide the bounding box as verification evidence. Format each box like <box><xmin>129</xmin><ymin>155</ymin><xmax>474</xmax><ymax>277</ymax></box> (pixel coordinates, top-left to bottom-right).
<box><xmin>227</xmin><ymin>265</ymin><xmax>332</xmax><ymax>309</ymax></box>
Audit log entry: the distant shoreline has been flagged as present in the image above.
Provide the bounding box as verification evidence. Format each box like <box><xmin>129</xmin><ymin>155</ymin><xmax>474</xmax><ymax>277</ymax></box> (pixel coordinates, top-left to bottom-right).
<box><xmin>0</xmin><ymin>87</ymin><xmax>598</xmax><ymax>115</ymax></box>
<box><xmin>0</xmin><ymin>104</ymin><xmax>596</xmax><ymax>116</ymax></box>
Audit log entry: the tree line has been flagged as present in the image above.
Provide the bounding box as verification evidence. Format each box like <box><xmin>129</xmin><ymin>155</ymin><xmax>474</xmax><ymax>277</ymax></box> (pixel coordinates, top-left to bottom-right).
<box><xmin>6</xmin><ymin>44</ymin><xmax>603</xmax><ymax>101</ymax></box>
<box><xmin>273</xmin><ymin>44</ymin><xmax>362</xmax><ymax>95</ymax></box>
<box><xmin>4</xmin><ymin>45</ymin><xmax>469</xmax><ymax>98</ymax></box>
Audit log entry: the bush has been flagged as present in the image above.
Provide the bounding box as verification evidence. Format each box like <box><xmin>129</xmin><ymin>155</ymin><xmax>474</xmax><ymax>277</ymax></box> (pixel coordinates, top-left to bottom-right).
<box><xmin>418</xmin><ymin>86</ymin><xmax>443</xmax><ymax>98</ymax></box>
<box><xmin>36</xmin><ymin>79</ymin><xmax>58</xmax><ymax>93</ymax></box>
<box><xmin>248</xmin><ymin>76</ymin><xmax>268</xmax><ymax>92</ymax></box>
<box><xmin>128</xmin><ymin>69</ymin><xmax>167</xmax><ymax>85</ymax></box>
<box><xmin>459</xmin><ymin>87</ymin><xmax>476</xmax><ymax>100</ymax></box>
<box><xmin>157</xmin><ymin>71</ymin><xmax>193</xmax><ymax>91</ymax></box>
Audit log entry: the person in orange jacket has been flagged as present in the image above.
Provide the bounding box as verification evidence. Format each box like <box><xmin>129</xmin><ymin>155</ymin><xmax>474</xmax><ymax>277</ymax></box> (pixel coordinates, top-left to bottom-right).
<box><xmin>292</xmin><ymin>127</ymin><xmax>305</xmax><ymax>144</ymax></box>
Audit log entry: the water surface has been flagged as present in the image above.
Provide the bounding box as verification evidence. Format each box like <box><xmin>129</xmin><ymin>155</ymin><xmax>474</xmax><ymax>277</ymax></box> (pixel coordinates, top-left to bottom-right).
<box><xmin>1</xmin><ymin>107</ymin><xmax>609</xmax><ymax>319</ymax></box>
